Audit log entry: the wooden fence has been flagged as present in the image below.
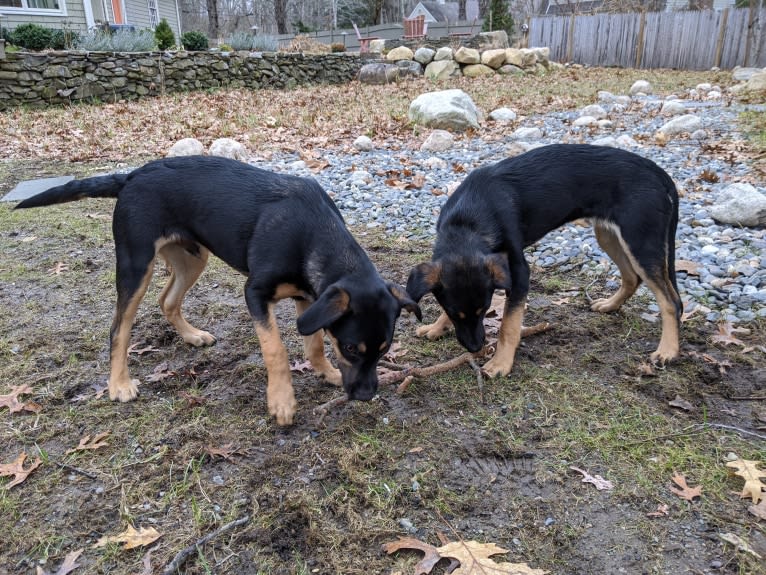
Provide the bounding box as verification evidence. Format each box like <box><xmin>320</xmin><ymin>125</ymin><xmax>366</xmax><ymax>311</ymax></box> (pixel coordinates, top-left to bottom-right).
<box><xmin>528</xmin><ymin>8</ymin><xmax>766</xmax><ymax>69</ymax></box>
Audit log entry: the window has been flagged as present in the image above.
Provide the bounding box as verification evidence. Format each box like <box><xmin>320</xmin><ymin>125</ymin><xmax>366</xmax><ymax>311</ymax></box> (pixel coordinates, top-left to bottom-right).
<box><xmin>0</xmin><ymin>0</ymin><xmax>63</xmax><ymax>12</ymax></box>
<box><xmin>146</xmin><ymin>0</ymin><xmax>158</xmax><ymax>27</ymax></box>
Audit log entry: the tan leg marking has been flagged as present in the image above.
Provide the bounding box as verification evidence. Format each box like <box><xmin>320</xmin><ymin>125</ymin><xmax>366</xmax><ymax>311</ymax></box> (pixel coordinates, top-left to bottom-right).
<box><xmin>590</xmin><ymin>222</ymin><xmax>640</xmax><ymax>313</ymax></box>
<box><xmin>483</xmin><ymin>303</ymin><xmax>525</xmax><ymax>378</ymax></box>
<box><xmin>109</xmin><ymin>263</ymin><xmax>155</xmax><ymax>402</ymax></box>
<box><xmin>158</xmin><ymin>244</ymin><xmax>216</xmax><ymax>346</ymax></box>
<box><xmin>255</xmin><ymin>305</ymin><xmax>297</xmax><ymax>426</ymax></box>
<box><xmin>415</xmin><ymin>311</ymin><xmax>453</xmax><ymax>340</ymax></box>
<box><xmin>294</xmin><ymin>299</ymin><xmax>341</xmax><ymax>386</ymax></box>
<box><xmin>591</xmin><ymin>222</ymin><xmax>680</xmax><ymax>363</ymax></box>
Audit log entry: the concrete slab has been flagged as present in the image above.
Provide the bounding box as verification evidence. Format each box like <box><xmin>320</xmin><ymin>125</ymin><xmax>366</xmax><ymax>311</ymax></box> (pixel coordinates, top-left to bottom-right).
<box><xmin>1</xmin><ymin>176</ymin><xmax>74</xmax><ymax>203</ymax></box>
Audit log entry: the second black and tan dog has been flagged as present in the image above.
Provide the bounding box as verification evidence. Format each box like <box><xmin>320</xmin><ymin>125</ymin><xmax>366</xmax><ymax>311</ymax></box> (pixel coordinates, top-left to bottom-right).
<box><xmin>407</xmin><ymin>144</ymin><xmax>682</xmax><ymax>377</ymax></box>
<box><xmin>15</xmin><ymin>155</ymin><xmax>420</xmax><ymax>425</ymax></box>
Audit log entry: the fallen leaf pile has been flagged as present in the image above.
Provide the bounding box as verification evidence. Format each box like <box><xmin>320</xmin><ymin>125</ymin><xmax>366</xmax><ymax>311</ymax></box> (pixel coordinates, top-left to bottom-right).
<box><xmin>383</xmin><ymin>536</ymin><xmax>547</xmax><ymax>574</ymax></box>
<box><xmin>0</xmin><ymin>452</ymin><xmax>42</xmax><ymax>489</ymax></box>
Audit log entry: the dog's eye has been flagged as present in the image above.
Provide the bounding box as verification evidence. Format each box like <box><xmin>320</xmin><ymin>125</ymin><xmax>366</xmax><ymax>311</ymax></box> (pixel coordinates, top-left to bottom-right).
<box><xmin>344</xmin><ymin>344</ymin><xmax>357</xmax><ymax>355</ymax></box>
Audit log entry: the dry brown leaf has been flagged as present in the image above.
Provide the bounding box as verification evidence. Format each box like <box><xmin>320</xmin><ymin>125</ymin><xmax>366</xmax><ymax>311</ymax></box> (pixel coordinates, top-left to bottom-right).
<box><xmin>570</xmin><ymin>466</ymin><xmax>614</xmax><ymax>491</ymax></box>
<box><xmin>668</xmin><ymin>395</ymin><xmax>695</xmax><ymax>412</ymax></box>
<box><xmin>36</xmin><ymin>548</ymin><xmax>83</xmax><ymax>575</ymax></box>
<box><xmin>685</xmin><ymin>350</ymin><xmax>731</xmax><ymax>375</ymax></box>
<box><xmin>0</xmin><ymin>452</ymin><xmax>42</xmax><ymax>489</ymax></box>
<box><xmin>128</xmin><ymin>343</ymin><xmax>161</xmax><ymax>355</ymax></box>
<box><xmin>719</xmin><ymin>533</ymin><xmax>762</xmax><ymax>559</ymax></box>
<box><xmin>178</xmin><ymin>390</ymin><xmax>208</xmax><ymax>407</ymax></box>
<box><xmin>66</xmin><ymin>431</ymin><xmax>111</xmax><ymax>455</ymax></box>
<box><xmin>146</xmin><ymin>362</ymin><xmax>175</xmax><ymax>382</ymax></box>
<box><xmin>437</xmin><ymin>541</ymin><xmax>547</xmax><ymax>575</ymax></box>
<box><xmin>646</xmin><ymin>503</ymin><xmax>669</xmax><ymax>518</ymax></box>
<box><xmin>383</xmin><ymin>342</ymin><xmax>409</xmax><ymax>363</ymax></box>
<box><xmin>726</xmin><ymin>459</ymin><xmax>766</xmax><ymax>504</ymax></box>
<box><xmin>204</xmin><ymin>443</ymin><xmax>242</xmax><ymax>461</ymax></box>
<box><xmin>290</xmin><ymin>359</ymin><xmax>313</xmax><ymax>373</ymax></box>
<box><xmin>675</xmin><ymin>259</ymin><xmax>701</xmax><ymax>276</ymax></box>
<box><xmin>94</xmin><ymin>524</ymin><xmax>161</xmax><ymax>550</ymax></box>
<box><xmin>670</xmin><ymin>473</ymin><xmax>702</xmax><ymax>501</ymax></box>
<box><xmin>711</xmin><ymin>322</ymin><xmax>750</xmax><ymax>347</ymax></box>
<box><xmin>382</xmin><ymin>536</ymin><xmax>443</xmax><ymax>575</ymax></box>
<box><xmin>47</xmin><ymin>261</ymin><xmax>69</xmax><ymax>275</ymax></box>
<box><xmin>0</xmin><ymin>384</ymin><xmax>40</xmax><ymax>414</ymax></box>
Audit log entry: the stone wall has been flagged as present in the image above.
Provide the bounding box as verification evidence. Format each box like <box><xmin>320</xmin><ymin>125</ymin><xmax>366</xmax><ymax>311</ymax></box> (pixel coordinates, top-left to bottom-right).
<box><xmin>0</xmin><ymin>50</ymin><xmax>364</xmax><ymax>110</ymax></box>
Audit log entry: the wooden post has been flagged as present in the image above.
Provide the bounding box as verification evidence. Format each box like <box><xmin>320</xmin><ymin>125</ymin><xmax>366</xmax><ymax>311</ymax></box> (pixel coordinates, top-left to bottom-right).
<box><xmin>714</xmin><ymin>8</ymin><xmax>729</xmax><ymax>69</ymax></box>
<box><xmin>567</xmin><ymin>13</ymin><xmax>576</xmax><ymax>62</ymax></box>
<box><xmin>635</xmin><ymin>11</ymin><xmax>646</xmax><ymax>69</ymax></box>
<box><xmin>744</xmin><ymin>0</ymin><xmax>757</xmax><ymax>67</ymax></box>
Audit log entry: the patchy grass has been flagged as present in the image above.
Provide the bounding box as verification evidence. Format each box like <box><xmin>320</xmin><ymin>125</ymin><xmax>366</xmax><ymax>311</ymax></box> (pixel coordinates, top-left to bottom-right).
<box><xmin>1</xmin><ymin>69</ymin><xmax>765</xmax><ymax>574</ymax></box>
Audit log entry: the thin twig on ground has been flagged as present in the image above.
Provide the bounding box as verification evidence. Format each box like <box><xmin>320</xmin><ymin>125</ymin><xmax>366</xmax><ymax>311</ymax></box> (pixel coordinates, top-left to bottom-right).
<box><xmin>161</xmin><ymin>515</ymin><xmax>250</xmax><ymax>575</ymax></box>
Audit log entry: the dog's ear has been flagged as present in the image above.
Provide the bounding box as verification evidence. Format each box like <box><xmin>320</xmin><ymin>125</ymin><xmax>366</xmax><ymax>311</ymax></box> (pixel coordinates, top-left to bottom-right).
<box><xmin>296</xmin><ymin>285</ymin><xmax>350</xmax><ymax>335</ymax></box>
<box><xmin>485</xmin><ymin>254</ymin><xmax>512</xmax><ymax>291</ymax></box>
<box><xmin>406</xmin><ymin>262</ymin><xmax>442</xmax><ymax>303</ymax></box>
<box><xmin>387</xmin><ymin>282</ymin><xmax>423</xmax><ymax>321</ymax></box>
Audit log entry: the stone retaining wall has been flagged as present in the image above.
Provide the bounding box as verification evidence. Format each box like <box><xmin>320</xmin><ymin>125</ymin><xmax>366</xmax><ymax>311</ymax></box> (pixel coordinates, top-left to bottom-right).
<box><xmin>0</xmin><ymin>50</ymin><xmax>363</xmax><ymax>110</ymax></box>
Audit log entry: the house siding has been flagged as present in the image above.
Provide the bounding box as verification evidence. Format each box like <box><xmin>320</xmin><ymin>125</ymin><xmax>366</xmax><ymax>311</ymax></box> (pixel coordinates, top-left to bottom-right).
<box><xmin>0</xmin><ymin>1</ymin><xmax>88</xmax><ymax>31</ymax></box>
<box><xmin>124</xmin><ymin>0</ymin><xmax>180</xmax><ymax>35</ymax></box>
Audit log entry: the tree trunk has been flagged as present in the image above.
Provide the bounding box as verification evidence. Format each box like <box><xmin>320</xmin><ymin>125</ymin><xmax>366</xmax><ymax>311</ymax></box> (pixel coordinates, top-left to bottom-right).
<box><xmin>206</xmin><ymin>0</ymin><xmax>219</xmax><ymax>39</ymax></box>
<box><xmin>275</xmin><ymin>0</ymin><xmax>289</xmax><ymax>34</ymax></box>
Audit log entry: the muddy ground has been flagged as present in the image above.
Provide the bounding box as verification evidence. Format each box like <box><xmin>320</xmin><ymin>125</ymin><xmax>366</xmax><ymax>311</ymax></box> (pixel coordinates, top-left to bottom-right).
<box><xmin>1</xmin><ymin>159</ymin><xmax>765</xmax><ymax>575</ymax></box>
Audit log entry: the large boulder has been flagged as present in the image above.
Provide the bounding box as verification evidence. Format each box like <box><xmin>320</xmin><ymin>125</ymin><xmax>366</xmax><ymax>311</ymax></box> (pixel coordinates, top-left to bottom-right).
<box><xmin>462</xmin><ymin>64</ymin><xmax>495</xmax><ymax>77</ymax></box>
<box><xmin>434</xmin><ymin>47</ymin><xmax>454</xmax><ymax>61</ymax></box>
<box><xmin>420</xmin><ymin>130</ymin><xmax>454</xmax><ymax>152</ymax></box>
<box><xmin>656</xmin><ymin>114</ymin><xmax>703</xmax><ymax>136</ymax></box>
<box><xmin>209</xmin><ymin>138</ymin><xmax>248</xmax><ymax>161</ymax></box>
<box><xmin>709</xmin><ymin>183</ymin><xmax>766</xmax><ymax>227</ymax></box>
<box><xmin>408</xmin><ymin>89</ymin><xmax>481</xmax><ymax>132</ymax></box>
<box><xmin>358</xmin><ymin>63</ymin><xmax>400</xmax><ymax>84</ymax></box>
<box><xmin>414</xmin><ymin>47</ymin><xmax>436</xmax><ymax>65</ymax></box>
<box><xmin>743</xmin><ymin>71</ymin><xmax>766</xmax><ymax>92</ymax></box>
<box><xmin>476</xmin><ymin>30</ymin><xmax>509</xmax><ymax>49</ymax></box>
<box><xmin>505</xmin><ymin>48</ymin><xmax>524</xmax><ymax>67</ymax></box>
<box><xmin>629</xmin><ymin>79</ymin><xmax>653</xmax><ymax>95</ymax></box>
<box><xmin>481</xmin><ymin>49</ymin><xmax>507</xmax><ymax>69</ymax></box>
<box><xmin>454</xmin><ymin>46</ymin><xmax>481</xmax><ymax>64</ymax></box>
<box><xmin>396</xmin><ymin>60</ymin><xmax>424</xmax><ymax>78</ymax></box>
<box><xmin>386</xmin><ymin>45</ymin><xmax>414</xmax><ymax>61</ymax></box>
<box><xmin>167</xmin><ymin>137</ymin><xmax>205</xmax><ymax>157</ymax></box>
<box><xmin>424</xmin><ymin>60</ymin><xmax>461</xmax><ymax>81</ymax></box>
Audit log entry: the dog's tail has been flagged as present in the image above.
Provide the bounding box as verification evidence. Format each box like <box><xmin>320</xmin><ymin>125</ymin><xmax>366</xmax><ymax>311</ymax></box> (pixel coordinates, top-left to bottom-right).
<box><xmin>14</xmin><ymin>173</ymin><xmax>130</xmax><ymax>210</ymax></box>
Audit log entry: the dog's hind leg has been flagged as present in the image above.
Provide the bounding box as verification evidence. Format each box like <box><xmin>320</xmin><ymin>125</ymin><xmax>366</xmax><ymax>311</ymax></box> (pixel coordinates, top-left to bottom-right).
<box><xmin>415</xmin><ymin>311</ymin><xmax>453</xmax><ymax>340</ymax></box>
<box><xmin>158</xmin><ymin>243</ymin><xmax>216</xmax><ymax>347</ymax></box>
<box><xmin>109</xmin><ymin>249</ymin><xmax>156</xmax><ymax>402</ymax></box>
<box><xmin>294</xmin><ymin>298</ymin><xmax>342</xmax><ymax>386</ymax></box>
<box><xmin>590</xmin><ymin>221</ymin><xmax>641</xmax><ymax>313</ymax></box>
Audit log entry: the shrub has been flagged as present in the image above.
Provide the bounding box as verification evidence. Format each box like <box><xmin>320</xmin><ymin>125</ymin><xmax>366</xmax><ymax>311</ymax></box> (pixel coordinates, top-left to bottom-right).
<box><xmin>252</xmin><ymin>35</ymin><xmax>278</xmax><ymax>51</ymax></box>
<box><xmin>154</xmin><ymin>18</ymin><xmax>175</xmax><ymax>50</ymax></box>
<box><xmin>49</xmin><ymin>29</ymin><xmax>80</xmax><ymax>50</ymax></box>
<box><xmin>483</xmin><ymin>0</ymin><xmax>514</xmax><ymax>37</ymax></box>
<box><xmin>181</xmin><ymin>30</ymin><xmax>208</xmax><ymax>51</ymax></box>
<box><xmin>76</xmin><ymin>28</ymin><xmax>156</xmax><ymax>51</ymax></box>
<box><xmin>330</xmin><ymin>42</ymin><xmax>345</xmax><ymax>53</ymax></box>
<box><xmin>11</xmin><ymin>23</ymin><xmax>53</xmax><ymax>51</ymax></box>
<box><xmin>226</xmin><ymin>31</ymin><xmax>254</xmax><ymax>50</ymax></box>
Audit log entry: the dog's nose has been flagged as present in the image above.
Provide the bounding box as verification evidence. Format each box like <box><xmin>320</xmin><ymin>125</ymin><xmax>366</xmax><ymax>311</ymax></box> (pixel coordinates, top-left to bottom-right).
<box><xmin>348</xmin><ymin>386</ymin><xmax>377</xmax><ymax>401</ymax></box>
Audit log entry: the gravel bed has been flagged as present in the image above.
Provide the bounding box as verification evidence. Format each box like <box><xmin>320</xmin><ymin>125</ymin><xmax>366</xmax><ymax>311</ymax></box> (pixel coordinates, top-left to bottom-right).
<box><xmin>250</xmin><ymin>94</ymin><xmax>766</xmax><ymax>323</ymax></box>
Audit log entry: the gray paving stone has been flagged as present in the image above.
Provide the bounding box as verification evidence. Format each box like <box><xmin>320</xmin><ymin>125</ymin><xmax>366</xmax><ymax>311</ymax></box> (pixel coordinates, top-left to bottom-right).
<box><xmin>2</xmin><ymin>176</ymin><xmax>74</xmax><ymax>203</ymax></box>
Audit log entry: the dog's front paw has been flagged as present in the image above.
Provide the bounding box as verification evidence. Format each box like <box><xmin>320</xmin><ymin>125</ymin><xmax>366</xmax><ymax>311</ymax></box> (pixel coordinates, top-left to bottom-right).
<box><xmin>183</xmin><ymin>329</ymin><xmax>217</xmax><ymax>347</ymax></box>
<box><xmin>109</xmin><ymin>378</ymin><xmax>140</xmax><ymax>402</ymax></box>
<box><xmin>590</xmin><ymin>297</ymin><xmax>621</xmax><ymax>313</ymax></box>
<box><xmin>650</xmin><ymin>346</ymin><xmax>679</xmax><ymax>366</ymax></box>
<box><xmin>319</xmin><ymin>366</ymin><xmax>342</xmax><ymax>387</ymax></box>
<box><xmin>268</xmin><ymin>389</ymin><xmax>298</xmax><ymax>426</ymax></box>
<box><xmin>416</xmin><ymin>322</ymin><xmax>451</xmax><ymax>340</ymax></box>
<box><xmin>482</xmin><ymin>356</ymin><xmax>513</xmax><ymax>378</ymax></box>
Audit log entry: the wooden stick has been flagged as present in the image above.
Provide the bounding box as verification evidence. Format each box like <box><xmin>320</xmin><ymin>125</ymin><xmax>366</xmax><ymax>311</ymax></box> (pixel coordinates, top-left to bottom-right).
<box><xmin>161</xmin><ymin>515</ymin><xmax>250</xmax><ymax>575</ymax></box>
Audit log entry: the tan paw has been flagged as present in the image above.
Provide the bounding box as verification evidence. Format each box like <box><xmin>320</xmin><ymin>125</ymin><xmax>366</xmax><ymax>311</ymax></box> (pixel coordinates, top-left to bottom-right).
<box><xmin>318</xmin><ymin>366</ymin><xmax>342</xmax><ymax>387</ymax></box>
<box><xmin>415</xmin><ymin>323</ymin><xmax>451</xmax><ymax>340</ymax></box>
<box><xmin>650</xmin><ymin>346</ymin><xmax>679</xmax><ymax>366</ymax></box>
<box><xmin>590</xmin><ymin>298</ymin><xmax>619</xmax><ymax>313</ymax></box>
<box><xmin>183</xmin><ymin>329</ymin><xmax>217</xmax><ymax>347</ymax></box>
<box><xmin>482</xmin><ymin>356</ymin><xmax>513</xmax><ymax>378</ymax></box>
<box><xmin>109</xmin><ymin>378</ymin><xmax>140</xmax><ymax>402</ymax></box>
<box><xmin>268</xmin><ymin>391</ymin><xmax>297</xmax><ymax>426</ymax></box>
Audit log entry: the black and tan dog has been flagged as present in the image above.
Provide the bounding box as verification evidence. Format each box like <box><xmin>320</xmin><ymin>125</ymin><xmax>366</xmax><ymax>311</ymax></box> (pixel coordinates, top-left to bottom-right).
<box><xmin>407</xmin><ymin>144</ymin><xmax>682</xmax><ymax>377</ymax></box>
<box><xmin>16</xmin><ymin>155</ymin><xmax>420</xmax><ymax>425</ymax></box>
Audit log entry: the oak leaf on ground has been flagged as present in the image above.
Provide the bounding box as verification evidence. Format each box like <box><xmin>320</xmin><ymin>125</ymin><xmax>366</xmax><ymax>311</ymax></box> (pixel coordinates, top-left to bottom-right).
<box><xmin>726</xmin><ymin>459</ymin><xmax>766</xmax><ymax>504</ymax></box>
<box><xmin>670</xmin><ymin>473</ymin><xmax>702</xmax><ymax>501</ymax></box>
<box><xmin>719</xmin><ymin>533</ymin><xmax>762</xmax><ymax>560</ymax></box>
<box><xmin>382</xmin><ymin>536</ymin><xmax>547</xmax><ymax>575</ymax></box>
<box><xmin>749</xmin><ymin>498</ymin><xmax>766</xmax><ymax>520</ymax></box>
<box><xmin>36</xmin><ymin>548</ymin><xmax>83</xmax><ymax>575</ymax></box>
<box><xmin>0</xmin><ymin>452</ymin><xmax>42</xmax><ymax>489</ymax></box>
<box><xmin>0</xmin><ymin>384</ymin><xmax>41</xmax><ymax>413</ymax></box>
<box><xmin>711</xmin><ymin>322</ymin><xmax>750</xmax><ymax>347</ymax></box>
<box><xmin>66</xmin><ymin>431</ymin><xmax>111</xmax><ymax>455</ymax></box>
<box><xmin>570</xmin><ymin>466</ymin><xmax>614</xmax><ymax>491</ymax></box>
<box><xmin>94</xmin><ymin>524</ymin><xmax>161</xmax><ymax>550</ymax></box>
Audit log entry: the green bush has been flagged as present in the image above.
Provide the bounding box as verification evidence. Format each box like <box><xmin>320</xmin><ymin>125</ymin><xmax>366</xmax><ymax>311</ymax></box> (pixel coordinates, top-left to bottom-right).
<box><xmin>154</xmin><ymin>18</ymin><xmax>175</xmax><ymax>50</ymax></box>
<box><xmin>11</xmin><ymin>23</ymin><xmax>53</xmax><ymax>51</ymax></box>
<box><xmin>181</xmin><ymin>30</ymin><xmax>208</xmax><ymax>51</ymax></box>
<box><xmin>483</xmin><ymin>0</ymin><xmax>514</xmax><ymax>37</ymax></box>
<box><xmin>49</xmin><ymin>29</ymin><xmax>80</xmax><ymax>50</ymax></box>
